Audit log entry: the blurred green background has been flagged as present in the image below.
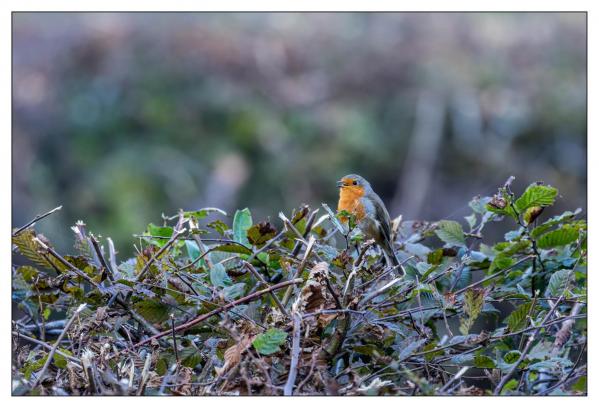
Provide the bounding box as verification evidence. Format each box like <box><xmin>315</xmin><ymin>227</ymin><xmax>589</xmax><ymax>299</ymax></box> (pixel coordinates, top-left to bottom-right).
<box><xmin>12</xmin><ymin>13</ymin><xmax>586</xmax><ymax>257</ymax></box>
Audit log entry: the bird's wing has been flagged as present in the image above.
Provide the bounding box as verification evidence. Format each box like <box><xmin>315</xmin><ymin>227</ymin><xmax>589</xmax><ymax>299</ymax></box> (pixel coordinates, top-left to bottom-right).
<box><xmin>369</xmin><ymin>193</ymin><xmax>394</xmax><ymax>246</ymax></box>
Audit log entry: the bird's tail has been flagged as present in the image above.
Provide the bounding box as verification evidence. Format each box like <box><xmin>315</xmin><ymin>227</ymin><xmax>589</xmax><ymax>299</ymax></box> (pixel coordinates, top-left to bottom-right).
<box><xmin>382</xmin><ymin>241</ymin><xmax>405</xmax><ymax>276</ymax></box>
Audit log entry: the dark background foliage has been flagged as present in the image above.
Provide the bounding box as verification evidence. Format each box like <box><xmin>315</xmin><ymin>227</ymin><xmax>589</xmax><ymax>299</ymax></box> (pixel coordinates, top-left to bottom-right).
<box><xmin>12</xmin><ymin>12</ymin><xmax>586</xmax><ymax>257</ymax></box>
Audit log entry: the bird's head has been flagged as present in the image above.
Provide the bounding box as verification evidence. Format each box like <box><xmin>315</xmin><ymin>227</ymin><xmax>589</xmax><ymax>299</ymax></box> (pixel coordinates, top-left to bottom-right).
<box><xmin>336</xmin><ymin>174</ymin><xmax>371</xmax><ymax>196</ymax></box>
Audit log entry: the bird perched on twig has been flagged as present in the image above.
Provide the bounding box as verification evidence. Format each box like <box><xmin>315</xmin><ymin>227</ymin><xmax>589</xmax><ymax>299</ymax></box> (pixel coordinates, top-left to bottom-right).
<box><xmin>337</xmin><ymin>174</ymin><xmax>403</xmax><ymax>275</ymax></box>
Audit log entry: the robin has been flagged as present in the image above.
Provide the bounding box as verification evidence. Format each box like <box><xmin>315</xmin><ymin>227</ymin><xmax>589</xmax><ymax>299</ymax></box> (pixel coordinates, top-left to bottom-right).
<box><xmin>337</xmin><ymin>174</ymin><xmax>403</xmax><ymax>273</ymax></box>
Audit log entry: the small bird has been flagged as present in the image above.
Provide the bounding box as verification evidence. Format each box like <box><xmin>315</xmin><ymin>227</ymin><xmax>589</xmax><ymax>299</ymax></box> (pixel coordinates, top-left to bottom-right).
<box><xmin>337</xmin><ymin>174</ymin><xmax>402</xmax><ymax>272</ymax></box>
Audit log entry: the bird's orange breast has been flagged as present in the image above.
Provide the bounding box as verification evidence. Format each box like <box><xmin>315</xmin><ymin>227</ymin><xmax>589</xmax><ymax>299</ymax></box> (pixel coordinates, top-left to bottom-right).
<box><xmin>337</xmin><ymin>186</ymin><xmax>366</xmax><ymax>222</ymax></box>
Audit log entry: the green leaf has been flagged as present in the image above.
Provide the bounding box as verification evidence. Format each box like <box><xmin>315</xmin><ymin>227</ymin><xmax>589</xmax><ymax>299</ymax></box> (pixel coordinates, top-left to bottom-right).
<box><xmin>465</xmin><ymin>213</ymin><xmax>477</xmax><ymax>230</ymax></box>
<box><xmin>571</xmin><ymin>375</ymin><xmax>586</xmax><ymax>393</ymax></box>
<box><xmin>469</xmin><ymin>196</ymin><xmax>491</xmax><ymax>214</ymax></box>
<box><xmin>184</xmin><ymin>207</ymin><xmax>227</xmax><ymax>220</ymax></box>
<box><xmin>155</xmin><ymin>357</ymin><xmax>169</xmax><ymax>375</ymax></box>
<box><xmin>435</xmin><ymin>220</ymin><xmax>466</xmax><ymax>247</ymax></box>
<box><xmin>537</xmin><ymin>226</ymin><xmax>579</xmax><ymax>249</ymax></box>
<box><xmin>54</xmin><ymin>348</ymin><xmax>72</xmax><ymax>369</ymax></box>
<box><xmin>514</xmin><ymin>184</ymin><xmax>558</xmax><ymax>213</ymax></box>
<box><xmin>252</xmin><ymin>328</ymin><xmax>288</xmax><ymax>355</ymax></box>
<box><xmin>486</xmin><ymin>189</ymin><xmax>518</xmax><ymax>220</ymax></box>
<box><xmin>459</xmin><ymin>288</ymin><xmax>485</xmax><ymax>335</ymax></box>
<box><xmin>247</xmin><ymin>222</ymin><xmax>277</xmax><ymax>247</ymax></box>
<box><xmin>504</xmin><ymin>302</ymin><xmax>534</xmax><ymax>332</ymax></box>
<box><xmin>134</xmin><ymin>299</ymin><xmax>170</xmax><ymax>324</ymax></box>
<box><xmin>223</xmin><ymin>283</ymin><xmax>246</xmax><ymax>300</ymax></box>
<box><xmin>474</xmin><ymin>354</ymin><xmax>496</xmax><ymax>369</ymax></box>
<box><xmin>530</xmin><ymin>209</ymin><xmax>582</xmax><ymax>239</ymax></box>
<box><xmin>212</xmin><ymin>243</ymin><xmax>252</xmax><ymax>255</ymax></box>
<box><xmin>233</xmin><ymin>208</ymin><xmax>253</xmax><ymax>247</ymax></box>
<box><xmin>427</xmin><ymin>249</ymin><xmax>444</xmax><ymax>265</ymax></box>
<box><xmin>501</xmin><ymin>379</ymin><xmax>519</xmax><ymax>393</ymax></box>
<box><xmin>489</xmin><ymin>253</ymin><xmax>514</xmax><ymax>274</ymax></box>
<box><xmin>17</xmin><ymin>265</ymin><xmax>39</xmax><ymax>282</ymax></box>
<box><xmin>180</xmin><ymin>347</ymin><xmax>203</xmax><ymax>368</ymax></box>
<box><xmin>185</xmin><ymin>240</ymin><xmax>201</xmax><ymax>262</ymax></box>
<box><xmin>145</xmin><ymin>223</ymin><xmax>174</xmax><ymax>247</ymax></box>
<box><xmin>210</xmin><ymin>263</ymin><xmax>232</xmax><ymax>287</ymax></box>
<box><xmin>207</xmin><ymin>219</ymin><xmax>229</xmax><ymax>235</ymax></box>
<box><xmin>12</xmin><ymin>229</ymin><xmax>58</xmax><ymax>270</ymax></box>
<box><xmin>503</xmin><ymin>350</ymin><xmax>521</xmax><ymax>364</ymax></box>
<box><xmin>545</xmin><ymin>269</ymin><xmax>570</xmax><ymax>297</ymax></box>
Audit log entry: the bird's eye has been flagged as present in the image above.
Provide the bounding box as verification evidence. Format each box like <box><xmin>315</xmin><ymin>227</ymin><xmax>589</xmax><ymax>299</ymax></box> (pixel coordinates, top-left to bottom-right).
<box><xmin>352</xmin><ymin>180</ymin><xmax>358</xmax><ymax>185</ymax></box>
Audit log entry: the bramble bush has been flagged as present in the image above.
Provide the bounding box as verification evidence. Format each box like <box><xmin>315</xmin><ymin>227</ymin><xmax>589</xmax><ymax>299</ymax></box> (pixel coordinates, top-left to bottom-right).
<box><xmin>11</xmin><ymin>178</ymin><xmax>586</xmax><ymax>396</ymax></box>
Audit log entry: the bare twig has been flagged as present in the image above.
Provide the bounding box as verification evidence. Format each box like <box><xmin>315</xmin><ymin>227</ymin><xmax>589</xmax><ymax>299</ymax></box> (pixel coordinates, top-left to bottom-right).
<box><xmin>106</xmin><ymin>237</ymin><xmax>120</xmax><ymax>278</ymax></box>
<box><xmin>282</xmin><ymin>235</ymin><xmax>316</xmax><ymax>306</ymax></box>
<box><xmin>494</xmin><ymin>295</ymin><xmax>564</xmax><ymax>395</ymax></box>
<box><xmin>31</xmin><ymin>303</ymin><xmax>87</xmax><ymax>389</ymax></box>
<box><xmin>12</xmin><ymin>331</ymin><xmax>82</xmax><ymax>366</ymax></box>
<box><xmin>130</xmin><ymin>279</ymin><xmax>303</xmax><ymax>349</ymax></box>
<box><xmin>12</xmin><ymin>205</ymin><xmax>62</xmax><ymax>237</ymax></box>
<box><xmin>284</xmin><ymin>312</ymin><xmax>302</xmax><ymax>395</ymax></box>
<box><xmin>33</xmin><ymin>238</ymin><xmax>105</xmax><ymax>292</ymax></box>
<box><xmin>136</xmin><ymin>228</ymin><xmax>187</xmax><ymax>282</ymax></box>
<box><xmin>244</xmin><ymin>262</ymin><xmax>288</xmax><ymax>317</ymax></box>
<box><xmin>438</xmin><ymin>366</ymin><xmax>470</xmax><ymax>394</ymax></box>
<box><xmin>89</xmin><ymin>234</ymin><xmax>115</xmax><ymax>282</ymax></box>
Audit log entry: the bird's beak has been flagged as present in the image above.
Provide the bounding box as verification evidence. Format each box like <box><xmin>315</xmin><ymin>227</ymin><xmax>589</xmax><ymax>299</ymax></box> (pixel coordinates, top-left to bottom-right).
<box><xmin>336</xmin><ymin>180</ymin><xmax>344</xmax><ymax>188</ymax></box>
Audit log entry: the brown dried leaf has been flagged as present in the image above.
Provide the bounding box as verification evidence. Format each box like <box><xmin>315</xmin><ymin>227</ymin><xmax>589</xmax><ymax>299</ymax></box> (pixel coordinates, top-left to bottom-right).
<box><xmin>215</xmin><ymin>335</ymin><xmax>255</xmax><ymax>376</ymax></box>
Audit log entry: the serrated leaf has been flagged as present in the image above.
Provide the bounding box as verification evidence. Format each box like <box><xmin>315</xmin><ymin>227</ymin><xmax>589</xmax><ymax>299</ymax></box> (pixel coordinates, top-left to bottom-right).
<box><xmin>223</xmin><ymin>283</ymin><xmax>246</xmax><ymax>300</ymax></box>
<box><xmin>523</xmin><ymin>206</ymin><xmax>544</xmax><ymax>225</ymax></box>
<box><xmin>450</xmin><ymin>353</ymin><xmax>475</xmax><ymax>365</ymax></box>
<box><xmin>17</xmin><ymin>265</ymin><xmax>39</xmax><ymax>282</ymax></box>
<box><xmin>247</xmin><ymin>222</ymin><xmax>277</xmax><ymax>247</ymax></box>
<box><xmin>233</xmin><ymin>208</ymin><xmax>253</xmax><ymax>247</ymax></box>
<box><xmin>185</xmin><ymin>240</ymin><xmax>200</xmax><ymax>261</ymax></box>
<box><xmin>459</xmin><ymin>288</ymin><xmax>485</xmax><ymax>335</ymax></box>
<box><xmin>212</xmin><ymin>243</ymin><xmax>252</xmax><ymax>255</ymax></box>
<box><xmin>427</xmin><ymin>249</ymin><xmax>444</xmax><ymax>265</ymax></box>
<box><xmin>184</xmin><ymin>207</ymin><xmax>227</xmax><ymax>220</ymax></box>
<box><xmin>435</xmin><ymin>220</ymin><xmax>466</xmax><ymax>247</ymax></box>
<box><xmin>545</xmin><ymin>269</ymin><xmax>570</xmax><ymax>297</ymax></box>
<box><xmin>465</xmin><ymin>213</ymin><xmax>477</xmax><ymax>230</ymax></box>
<box><xmin>514</xmin><ymin>184</ymin><xmax>558</xmax><ymax>213</ymax></box>
<box><xmin>469</xmin><ymin>196</ymin><xmax>491</xmax><ymax>214</ymax></box>
<box><xmin>504</xmin><ymin>302</ymin><xmax>534</xmax><ymax>332</ymax></box>
<box><xmin>210</xmin><ymin>263</ymin><xmax>232</xmax><ymax>287</ymax></box>
<box><xmin>134</xmin><ymin>299</ymin><xmax>169</xmax><ymax>323</ymax></box>
<box><xmin>399</xmin><ymin>338</ymin><xmax>427</xmax><ymax>361</ymax></box>
<box><xmin>486</xmin><ymin>189</ymin><xmax>518</xmax><ymax>220</ymax></box>
<box><xmin>252</xmin><ymin>328</ymin><xmax>287</xmax><ymax>355</ymax></box>
<box><xmin>531</xmin><ymin>209</ymin><xmax>582</xmax><ymax>239</ymax></box>
<box><xmin>145</xmin><ymin>223</ymin><xmax>174</xmax><ymax>247</ymax></box>
<box><xmin>489</xmin><ymin>253</ymin><xmax>514</xmax><ymax>274</ymax></box>
<box><xmin>474</xmin><ymin>354</ymin><xmax>496</xmax><ymax>368</ymax></box>
<box><xmin>12</xmin><ymin>230</ymin><xmax>57</xmax><ymax>270</ymax></box>
<box><xmin>207</xmin><ymin>219</ymin><xmax>229</xmax><ymax>235</ymax></box>
<box><xmin>537</xmin><ymin>226</ymin><xmax>579</xmax><ymax>249</ymax></box>
<box><xmin>503</xmin><ymin>350</ymin><xmax>521</xmax><ymax>364</ymax></box>
<box><xmin>54</xmin><ymin>348</ymin><xmax>72</xmax><ymax>369</ymax></box>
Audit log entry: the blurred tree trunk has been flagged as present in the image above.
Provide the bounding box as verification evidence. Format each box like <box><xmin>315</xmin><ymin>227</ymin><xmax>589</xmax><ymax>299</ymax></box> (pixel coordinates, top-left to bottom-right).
<box><xmin>392</xmin><ymin>90</ymin><xmax>445</xmax><ymax>219</ymax></box>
